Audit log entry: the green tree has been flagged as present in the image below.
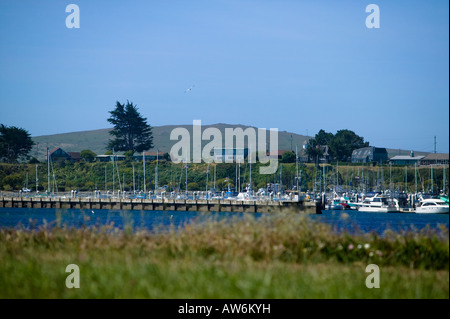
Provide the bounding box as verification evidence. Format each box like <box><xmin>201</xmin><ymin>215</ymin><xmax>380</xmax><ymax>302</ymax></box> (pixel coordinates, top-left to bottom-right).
<box><xmin>281</xmin><ymin>151</ymin><xmax>296</xmax><ymax>163</ymax></box>
<box><xmin>305</xmin><ymin>130</ymin><xmax>333</xmax><ymax>162</ymax></box>
<box><xmin>80</xmin><ymin>150</ymin><xmax>97</xmax><ymax>162</ymax></box>
<box><xmin>162</xmin><ymin>152</ymin><xmax>171</xmax><ymax>161</ymax></box>
<box><xmin>187</xmin><ymin>182</ymin><xmax>199</xmax><ymax>191</ymax></box>
<box><xmin>28</xmin><ymin>157</ymin><xmax>40</xmax><ymax>164</ymax></box>
<box><xmin>328</xmin><ymin>129</ymin><xmax>369</xmax><ymax>161</ymax></box>
<box><xmin>107</xmin><ymin>101</ymin><xmax>153</xmax><ymax>154</ymax></box>
<box><xmin>123</xmin><ymin>150</ymin><xmax>134</xmax><ymax>162</ymax></box>
<box><xmin>305</xmin><ymin>129</ymin><xmax>369</xmax><ymax>162</ymax></box>
<box><xmin>314</xmin><ymin>129</ymin><xmax>334</xmax><ymax>145</ymax></box>
<box><xmin>0</xmin><ymin>124</ymin><xmax>35</xmax><ymax>163</ymax></box>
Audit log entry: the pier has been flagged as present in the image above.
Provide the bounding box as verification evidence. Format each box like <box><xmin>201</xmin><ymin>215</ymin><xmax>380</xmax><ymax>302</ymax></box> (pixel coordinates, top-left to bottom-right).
<box><xmin>0</xmin><ymin>196</ymin><xmax>319</xmax><ymax>214</ymax></box>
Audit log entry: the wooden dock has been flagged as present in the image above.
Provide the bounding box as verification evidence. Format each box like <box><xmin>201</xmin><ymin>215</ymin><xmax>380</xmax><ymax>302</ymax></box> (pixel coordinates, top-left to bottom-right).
<box><xmin>0</xmin><ymin>197</ymin><xmax>320</xmax><ymax>214</ymax></box>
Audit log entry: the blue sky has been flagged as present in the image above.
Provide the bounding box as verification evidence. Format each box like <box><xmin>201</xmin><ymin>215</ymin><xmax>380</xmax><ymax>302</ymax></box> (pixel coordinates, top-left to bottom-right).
<box><xmin>0</xmin><ymin>0</ymin><xmax>448</xmax><ymax>153</ymax></box>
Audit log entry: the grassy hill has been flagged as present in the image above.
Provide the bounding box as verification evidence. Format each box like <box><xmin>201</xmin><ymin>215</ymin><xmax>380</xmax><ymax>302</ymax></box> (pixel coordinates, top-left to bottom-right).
<box><xmin>30</xmin><ymin>124</ymin><xmax>311</xmax><ymax>161</ymax></box>
<box><xmin>30</xmin><ymin>124</ymin><xmax>431</xmax><ymax>161</ymax></box>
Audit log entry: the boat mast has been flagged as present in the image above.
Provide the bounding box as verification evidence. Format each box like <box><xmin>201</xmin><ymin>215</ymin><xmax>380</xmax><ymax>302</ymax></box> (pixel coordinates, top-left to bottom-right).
<box><xmin>47</xmin><ymin>148</ymin><xmax>50</xmax><ymax>195</ymax></box>
<box><xmin>143</xmin><ymin>152</ymin><xmax>146</xmax><ymax>195</ymax></box>
<box><xmin>112</xmin><ymin>152</ymin><xmax>115</xmax><ymax>196</ymax></box>
<box><xmin>314</xmin><ymin>156</ymin><xmax>317</xmax><ymax>196</ymax></box>
<box><xmin>405</xmin><ymin>166</ymin><xmax>408</xmax><ymax>193</ymax></box>
<box><xmin>238</xmin><ymin>162</ymin><xmax>241</xmax><ymax>193</ymax></box>
<box><xmin>235</xmin><ymin>161</ymin><xmax>238</xmax><ymax>192</ymax></box>
<box><xmin>185</xmin><ymin>156</ymin><xmax>188</xmax><ymax>196</ymax></box>
<box><xmin>279</xmin><ymin>163</ymin><xmax>282</xmax><ymax>190</ymax></box>
<box><xmin>389</xmin><ymin>162</ymin><xmax>392</xmax><ymax>192</ymax></box>
<box><xmin>155</xmin><ymin>149</ymin><xmax>159</xmax><ymax>195</ymax></box>
<box><xmin>323</xmin><ymin>162</ymin><xmax>326</xmax><ymax>195</ymax></box>
<box><xmin>249</xmin><ymin>148</ymin><xmax>252</xmax><ymax>195</ymax></box>
<box><xmin>36</xmin><ymin>164</ymin><xmax>38</xmax><ymax>192</ymax></box>
<box><xmin>133</xmin><ymin>164</ymin><xmax>135</xmax><ymax>194</ymax></box>
<box><xmin>296</xmin><ymin>146</ymin><xmax>299</xmax><ymax>195</ymax></box>
<box><xmin>415</xmin><ymin>163</ymin><xmax>417</xmax><ymax>194</ymax></box>
<box><xmin>114</xmin><ymin>151</ymin><xmax>122</xmax><ymax>194</ymax></box>
<box><xmin>206</xmin><ymin>163</ymin><xmax>210</xmax><ymax>193</ymax></box>
<box><xmin>431</xmin><ymin>164</ymin><xmax>433</xmax><ymax>193</ymax></box>
<box><xmin>336</xmin><ymin>161</ymin><xmax>339</xmax><ymax>193</ymax></box>
<box><xmin>443</xmin><ymin>165</ymin><xmax>446</xmax><ymax>195</ymax></box>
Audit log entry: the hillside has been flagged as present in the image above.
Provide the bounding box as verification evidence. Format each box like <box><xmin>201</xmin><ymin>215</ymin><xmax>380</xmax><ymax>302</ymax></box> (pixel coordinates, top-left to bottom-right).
<box><xmin>30</xmin><ymin>124</ymin><xmax>430</xmax><ymax>161</ymax></box>
<box><xmin>30</xmin><ymin>124</ymin><xmax>312</xmax><ymax>161</ymax></box>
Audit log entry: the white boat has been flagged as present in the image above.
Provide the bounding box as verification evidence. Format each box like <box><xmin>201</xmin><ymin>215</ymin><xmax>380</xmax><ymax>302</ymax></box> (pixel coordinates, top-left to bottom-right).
<box><xmin>356</xmin><ymin>194</ymin><xmax>398</xmax><ymax>213</ymax></box>
<box><xmin>415</xmin><ymin>198</ymin><xmax>449</xmax><ymax>214</ymax></box>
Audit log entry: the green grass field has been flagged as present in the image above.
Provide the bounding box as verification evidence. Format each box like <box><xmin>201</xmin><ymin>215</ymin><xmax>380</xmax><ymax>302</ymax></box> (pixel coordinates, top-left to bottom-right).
<box><xmin>0</xmin><ymin>213</ymin><xmax>448</xmax><ymax>298</ymax></box>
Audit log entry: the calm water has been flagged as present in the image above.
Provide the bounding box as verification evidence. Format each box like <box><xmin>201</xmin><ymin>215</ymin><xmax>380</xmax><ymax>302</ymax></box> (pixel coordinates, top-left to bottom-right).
<box><xmin>0</xmin><ymin>208</ymin><xmax>448</xmax><ymax>235</ymax></box>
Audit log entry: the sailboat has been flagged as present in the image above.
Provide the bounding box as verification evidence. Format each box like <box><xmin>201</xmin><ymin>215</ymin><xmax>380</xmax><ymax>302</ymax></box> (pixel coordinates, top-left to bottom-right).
<box><xmin>22</xmin><ymin>172</ymin><xmax>31</xmax><ymax>193</ymax></box>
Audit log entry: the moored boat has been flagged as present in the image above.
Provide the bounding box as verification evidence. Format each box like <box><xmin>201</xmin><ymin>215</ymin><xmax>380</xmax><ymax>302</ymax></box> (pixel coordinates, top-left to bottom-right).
<box><xmin>356</xmin><ymin>194</ymin><xmax>398</xmax><ymax>213</ymax></box>
<box><xmin>415</xmin><ymin>198</ymin><xmax>449</xmax><ymax>214</ymax></box>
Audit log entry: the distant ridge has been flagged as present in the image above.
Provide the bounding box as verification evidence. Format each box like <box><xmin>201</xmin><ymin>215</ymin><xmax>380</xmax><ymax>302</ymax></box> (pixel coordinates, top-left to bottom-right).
<box><xmin>30</xmin><ymin>124</ymin><xmax>431</xmax><ymax>161</ymax></box>
<box><xmin>30</xmin><ymin>124</ymin><xmax>311</xmax><ymax>161</ymax></box>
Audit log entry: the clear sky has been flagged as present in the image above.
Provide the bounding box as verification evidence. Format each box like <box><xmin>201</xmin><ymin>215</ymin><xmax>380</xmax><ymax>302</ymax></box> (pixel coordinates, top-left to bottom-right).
<box><xmin>0</xmin><ymin>0</ymin><xmax>448</xmax><ymax>153</ymax></box>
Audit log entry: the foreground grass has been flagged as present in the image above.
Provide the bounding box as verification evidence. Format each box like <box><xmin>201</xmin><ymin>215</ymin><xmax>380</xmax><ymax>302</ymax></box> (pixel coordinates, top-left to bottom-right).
<box><xmin>0</xmin><ymin>213</ymin><xmax>448</xmax><ymax>298</ymax></box>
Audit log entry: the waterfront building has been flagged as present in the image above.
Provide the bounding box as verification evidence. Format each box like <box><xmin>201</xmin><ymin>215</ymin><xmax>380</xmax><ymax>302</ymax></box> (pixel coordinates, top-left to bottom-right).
<box><xmin>49</xmin><ymin>148</ymin><xmax>80</xmax><ymax>163</ymax></box>
<box><xmin>420</xmin><ymin>153</ymin><xmax>449</xmax><ymax>166</ymax></box>
<box><xmin>389</xmin><ymin>151</ymin><xmax>424</xmax><ymax>165</ymax></box>
<box><xmin>95</xmin><ymin>154</ymin><xmax>126</xmax><ymax>162</ymax></box>
<box><xmin>351</xmin><ymin>147</ymin><xmax>388</xmax><ymax>164</ymax></box>
<box><xmin>132</xmin><ymin>152</ymin><xmax>165</xmax><ymax>162</ymax></box>
<box><xmin>213</xmin><ymin>148</ymin><xmax>248</xmax><ymax>162</ymax></box>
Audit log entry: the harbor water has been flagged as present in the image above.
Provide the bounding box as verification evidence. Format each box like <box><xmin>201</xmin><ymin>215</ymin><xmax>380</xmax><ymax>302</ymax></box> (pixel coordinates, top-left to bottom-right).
<box><xmin>0</xmin><ymin>207</ymin><xmax>448</xmax><ymax>235</ymax></box>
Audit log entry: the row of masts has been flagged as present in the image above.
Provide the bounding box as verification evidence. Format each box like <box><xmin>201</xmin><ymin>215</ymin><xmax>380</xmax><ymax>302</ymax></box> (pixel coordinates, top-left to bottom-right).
<box><xmin>21</xmin><ymin>147</ymin><xmax>447</xmax><ymax>198</ymax></box>
<box><xmin>312</xmin><ymin>161</ymin><xmax>447</xmax><ymax>196</ymax></box>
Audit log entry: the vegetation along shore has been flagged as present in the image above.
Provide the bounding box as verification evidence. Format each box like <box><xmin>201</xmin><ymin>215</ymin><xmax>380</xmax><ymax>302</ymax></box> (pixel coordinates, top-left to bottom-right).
<box><xmin>0</xmin><ymin>212</ymin><xmax>448</xmax><ymax>298</ymax></box>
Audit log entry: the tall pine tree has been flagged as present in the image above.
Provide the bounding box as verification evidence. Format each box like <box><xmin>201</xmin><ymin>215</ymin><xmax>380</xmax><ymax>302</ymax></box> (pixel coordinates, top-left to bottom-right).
<box><xmin>107</xmin><ymin>101</ymin><xmax>153</xmax><ymax>154</ymax></box>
